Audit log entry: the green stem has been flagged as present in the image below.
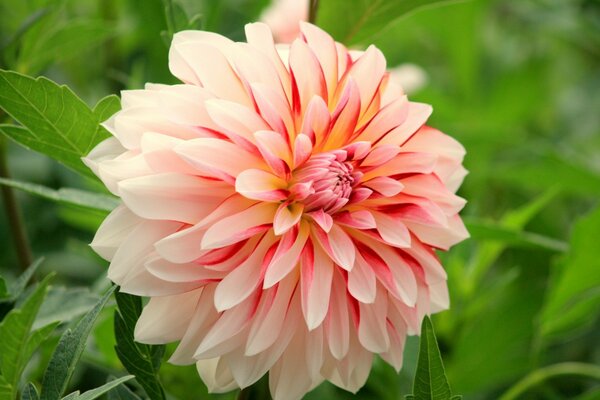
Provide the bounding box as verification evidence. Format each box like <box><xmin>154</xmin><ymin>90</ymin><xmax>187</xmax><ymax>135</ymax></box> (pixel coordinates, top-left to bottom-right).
<box><xmin>162</xmin><ymin>0</ymin><xmax>176</xmax><ymax>37</ymax></box>
<box><xmin>499</xmin><ymin>362</ymin><xmax>600</xmax><ymax>400</ymax></box>
<box><xmin>0</xmin><ymin>135</ymin><xmax>33</xmax><ymax>270</ymax></box>
<box><xmin>308</xmin><ymin>0</ymin><xmax>320</xmax><ymax>24</ymax></box>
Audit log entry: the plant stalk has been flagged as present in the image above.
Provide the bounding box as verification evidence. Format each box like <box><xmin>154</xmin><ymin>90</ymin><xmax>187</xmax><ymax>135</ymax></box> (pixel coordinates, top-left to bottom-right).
<box><xmin>499</xmin><ymin>362</ymin><xmax>600</xmax><ymax>400</ymax></box>
<box><xmin>0</xmin><ymin>135</ymin><xmax>33</xmax><ymax>270</ymax></box>
<box><xmin>308</xmin><ymin>0</ymin><xmax>320</xmax><ymax>24</ymax></box>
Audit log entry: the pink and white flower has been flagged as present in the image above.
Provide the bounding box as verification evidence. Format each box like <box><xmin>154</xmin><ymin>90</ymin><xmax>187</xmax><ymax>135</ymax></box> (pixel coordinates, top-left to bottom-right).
<box><xmin>86</xmin><ymin>22</ymin><xmax>468</xmax><ymax>400</ymax></box>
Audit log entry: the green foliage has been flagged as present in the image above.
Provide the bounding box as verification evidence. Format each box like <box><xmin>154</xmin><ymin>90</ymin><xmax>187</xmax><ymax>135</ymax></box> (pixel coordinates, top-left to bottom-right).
<box><xmin>22</xmin><ymin>383</ymin><xmax>40</xmax><ymax>400</ymax></box>
<box><xmin>40</xmin><ymin>286</ymin><xmax>116</xmax><ymax>400</ymax></box>
<box><xmin>114</xmin><ymin>291</ymin><xmax>166</xmax><ymax>400</ymax></box>
<box><xmin>0</xmin><ymin>178</ymin><xmax>118</xmax><ymax>212</ymax></box>
<box><xmin>406</xmin><ymin>317</ymin><xmax>460</xmax><ymax>400</ymax></box>
<box><xmin>0</xmin><ymin>274</ymin><xmax>54</xmax><ymax>400</ymax></box>
<box><xmin>0</xmin><ymin>70</ymin><xmax>120</xmax><ymax>179</ymax></box>
<box><xmin>60</xmin><ymin>376</ymin><xmax>134</xmax><ymax>400</ymax></box>
<box><xmin>540</xmin><ymin>206</ymin><xmax>600</xmax><ymax>339</ymax></box>
<box><xmin>317</xmin><ymin>0</ymin><xmax>459</xmax><ymax>44</ymax></box>
<box><xmin>106</xmin><ymin>376</ymin><xmax>142</xmax><ymax>400</ymax></box>
<box><xmin>0</xmin><ymin>0</ymin><xmax>599</xmax><ymax>399</ymax></box>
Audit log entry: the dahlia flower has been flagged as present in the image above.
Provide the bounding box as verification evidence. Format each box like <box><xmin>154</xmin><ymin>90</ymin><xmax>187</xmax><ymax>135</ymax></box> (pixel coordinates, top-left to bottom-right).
<box><xmin>86</xmin><ymin>22</ymin><xmax>468</xmax><ymax>400</ymax></box>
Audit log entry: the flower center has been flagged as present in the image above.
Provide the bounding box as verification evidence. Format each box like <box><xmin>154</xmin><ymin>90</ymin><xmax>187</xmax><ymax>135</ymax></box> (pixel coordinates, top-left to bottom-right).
<box><xmin>291</xmin><ymin>150</ymin><xmax>358</xmax><ymax>214</ymax></box>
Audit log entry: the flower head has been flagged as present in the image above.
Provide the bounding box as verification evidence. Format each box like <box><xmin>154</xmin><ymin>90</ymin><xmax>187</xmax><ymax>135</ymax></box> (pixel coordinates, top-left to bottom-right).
<box><xmin>86</xmin><ymin>22</ymin><xmax>468</xmax><ymax>400</ymax></box>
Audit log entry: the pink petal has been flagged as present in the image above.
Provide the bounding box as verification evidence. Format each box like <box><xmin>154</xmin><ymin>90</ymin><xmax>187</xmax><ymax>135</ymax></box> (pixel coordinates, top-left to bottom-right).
<box><xmin>299</xmin><ymin>22</ymin><xmax>338</xmax><ymax>104</ymax></box>
<box><xmin>312</xmin><ymin>223</ymin><xmax>356</xmax><ymax>271</ymax></box>
<box><xmin>348</xmin><ymin>251</ymin><xmax>377</xmax><ymax>303</ymax></box>
<box><xmin>362</xmin><ymin>176</ymin><xmax>404</xmax><ymax>197</ymax></box>
<box><xmin>118</xmin><ymin>173</ymin><xmax>231</xmax><ymax>224</ymax></box>
<box><xmin>377</xmin><ymin>102</ymin><xmax>432</xmax><ymax>146</ymax></box>
<box><xmin>300</xmin><ymin>240</ymin><xmax>334</xmax><ymax>330</ymax></box>
<box><xmin>293</xmin><ymin>133</ymin><xmax>313</xmax><ymax>168</ymax></box>
<box><xmin>214</xmin><ymin>232</ymin><xmax>276</xmax><ymax>311</ymax></box>
<box><xmin>372</xmin><ymin>211</ymin><xmax>411</xmax><ymax>248</ymax></box>
<box><xmin>246</xmin><ymin>275</ymin><xmax>297</xmax><ymax>355</ymax></box>
<box><xmin>361</xmin><ymin>145</ymin><xmax>401</xmax><ymax>167</ymax></box>
<box><xmin>289</xmin><ymin>39</ymin><xmax>327</xmax><ymax>116</ymax></box>
<box><xmin>264</xmin><ymin>221</ymin><xmax>310</xmax><ymax>288</ymax></box>
<box><xmin>235</xmin><ymin>168</ymin><xmax>288</xmax><ymax>202</ymax></box>
<box><xmin>301</xmin><ymin>95</ymin><xmax>331</xmax><ymax>149</ymax></box>
<box><xmin>353</xmin><ymin>95</ymin><xmax>409</xmax><ymax>143</ymax></box>
<box><xmin>175</xmin><ymin>138</ymin><xmax>264</xmax><ymax>182</ymax></box>
<box><xmin>324</xmin><ymin>270</ymin><xmax>350</xmax><ymax>359</ymax></box>
<box><xmin>91</xmin><ymin>205</ymin><xmax>142</xmax><ymax>261</ymax></box>
<box><xmin>358</xmin><ymin>288</ymin><xmax>390</xmax><ymax>353</ymax></box>
<box><xmin>335</xmin><ymin>210</ymin><xmax>376</xmax><ymax>230</ymax></box>
<box><xmin>307</xmin><ymin>209</ymin><xmax>333</xmax><ymax>232</ymax></box>
<box><xmin>273</xmin><ymin>202</ymin><xmax>304</xmax><ymax>235</ymax></box>
<box><xmin>202</xmin><ymin>202</ymin><xmax>277</xmax><ymax>249</ymax></box>
<box><xmin>254</xmin><ymin>130</ymin><xmax>292</xmax><ymax>176</ymax></box>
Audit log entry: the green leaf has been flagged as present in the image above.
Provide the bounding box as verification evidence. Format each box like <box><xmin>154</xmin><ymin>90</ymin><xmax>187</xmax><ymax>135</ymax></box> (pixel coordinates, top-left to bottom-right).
<box><xmin>0</xmin><ymin>178</ymin><xmax>118</xmax><ymax>212</ymax></box>
<box><xmin>540</xmin><ymin>205</ymin><xmax>600</xmax><ymax>339</ymax></box>
<box><xmin>17</xmin><ymin>20</ymin><xmax>113</xmax><ymax>75</ymax></box>
<box><xmin>0</xmin><ymin>278</ymin><xmax>8</xmax><ymax>300</ymax></box>
<box><xmin>114</xmin><ymin>291</ymin><xmax>166</xmax><ymax>400</ymax></box>
<box><xmin>316</xmin><ymin>0</ymin><xmax>461</xmax><ymax>45</ymax></box>
<box><xmin>106</xmin><ymin>376</ymin><xmax>142</xmax><ymax>400</ymax></box>
<box><xmin>0</xmin><ymin>274</ymin><xmax>53</xmax><ymax>400</ymax></box>
<box><xmin>34</xmin><ymin>287</ymin><xmax>101</xmax><ymax>330</ymax></box>
<box><xmin>24</xmin><ymin>322</ymin><xmax>60</xmax><ymax>362</ymax></box>
<box><xmin>464</xmin><ymin>218</ymin><xmax>568</xmax><ymax>253</ymax></box>
<box><xmin>22</xmin><ymin>383</ymin><xmax>39</xmax><ymax>400</ymax></box>
<box><xmin>0</xmin><ymin>257</ymin><xmax>44</xmax><ymax>304</ymax></box>
<box><xmin>0</xmin><ymin>70</ymin><xmax>120</xmax><ymax>179</ymax></box>
<box><xmin>407</xmin><ymin>317</ymin><xmax>459</xmax><ymax>400</ymax></box>
<box><xmin>463</xmin><ymin>189</ymin><xmax>560</xmax><ymax>296</ymax></box>
<box><xmin>40</xmin><ymin>286</ymin><xmax>116</xmax><ymax>400</ymax></box>
<box><xmin>61</xmin><ymin>376</ymin><xmax>134</xmax><ymax>400</ymax></box>
<box><xmin>0</xmin><ymin>375</ymin><xmax>12</xmax><ymax>400</ymax></box>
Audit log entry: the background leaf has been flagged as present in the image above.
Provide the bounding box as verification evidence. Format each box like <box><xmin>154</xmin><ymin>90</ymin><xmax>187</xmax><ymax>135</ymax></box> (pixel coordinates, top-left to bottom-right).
<box><xmin>0</xmin><ymin>178</ymin><xmax>118</xmax><ymax>212</ymax></box>
<box><xmin>408</xmin><ymin>316</ymin><xmax>458</xmax><ymax>400</ymax></box>
<box><xmin>316</xmin><ymin>0</ymin><xmax>460</xmax><ymax>45</ymax></box>
<box><xmin>40</xmin><ymin>286</ymin><xmax>116</xmax><ymax>400</ymax></box>
<box><xmin>0</xmin><ymin>70</ymin><xmax>119</xmax><ymax>179</ymax></box>
<box><xmin>540</xmin><ymin>205</ymin><xmax>600</xmax><ymax>339</ymax></box>
<box><xmin>114</xmin><ymin>291</ymin><xmax>166</xmax><ymax>400</ymax></box>
<box><xmin>0</xmin><ymin>274</ymin><xmax>53</xmax><ymax>400</ymax></box>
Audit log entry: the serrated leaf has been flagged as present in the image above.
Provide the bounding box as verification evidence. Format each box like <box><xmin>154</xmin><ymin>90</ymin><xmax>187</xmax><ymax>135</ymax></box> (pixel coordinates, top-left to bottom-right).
<box><xmin>408</xmin><ymin>317</ymin><xmax>459</xmax><ymax>400</ymax></box>
<box><xmin>0</xmin><ymin>70</ymin><xmax>120</xmax><ymax>179</ymax></box>
<box><xmin>317</xmin><ymin>0</ymin><xmax>461</xmax><ymax>45</ymax></box>
<box><xmin>106</xmin><ymin>376</ymin><xmax>142</xmax><ymax>400</ymax></box>
<box><xmin>61</xmin><ymin>376</ymin><xmax>134</xmax><ymax>400</ymax></box>
<box><xmin>0</xmin><ymin>274</ymin><xmax>53</xmax><ymax>400</ymax></box>
<box><xmin>22</xmin><ymin>383</ymin><xmax>39</xmax><ymax>400</ymax></box>
<box><xmin>114</xmin><ymin>291</ymin><xmax>166</xmax><ymax>400</ymax></box>
<box><xmin>0</xmin><ymin>177</ymin><xmax>118</xmax><ymax>212</ymax></box>
<box><xmin>540</xmin><ymin>205</ymin><xmax>600</xmax><ymax>339</ymax></box>
<box><xmin>34</xmin><ymin>287</ymin><xmax>101</xmax><ymax>330</ymax></box>
<box><xmin>40</xmin><ymin>286</ymin><xmax>116</xmax><ymax>400</ymax></box>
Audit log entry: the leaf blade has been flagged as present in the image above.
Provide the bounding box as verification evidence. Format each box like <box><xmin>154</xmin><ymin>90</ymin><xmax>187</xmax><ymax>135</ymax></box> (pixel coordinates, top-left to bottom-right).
<box><xmin>40</xmin><ymin>286</ymin><xmax>116</xmax><ymax>400</ymax></box>
<box><xmin>0</xmin><ymin>70</ymin><xmax>119</xmax><ymax>179</ymax></box>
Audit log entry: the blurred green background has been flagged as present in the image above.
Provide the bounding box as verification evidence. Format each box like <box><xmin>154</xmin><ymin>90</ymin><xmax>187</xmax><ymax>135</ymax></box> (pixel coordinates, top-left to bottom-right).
<box><xmin>0</xmin><ymin>0</ymin><xmax>599</xmax><ymax>399</ymax></box>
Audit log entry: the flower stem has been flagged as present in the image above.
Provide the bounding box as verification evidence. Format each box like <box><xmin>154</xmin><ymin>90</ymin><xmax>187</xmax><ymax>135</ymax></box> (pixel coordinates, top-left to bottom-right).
<box><xmin>0</xmin><ymin>135</ymin><xmax>33</xmax><ymax>270</ymax></box>
<box><xmin>499</xmin><ymin>362</ymin><xmax>600</xmax><ymax>400</ymax></box>
<box><xmin>308</xmin><ymin>0</ymin><xmax>320</xmax><ymax>24</ymax></box>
